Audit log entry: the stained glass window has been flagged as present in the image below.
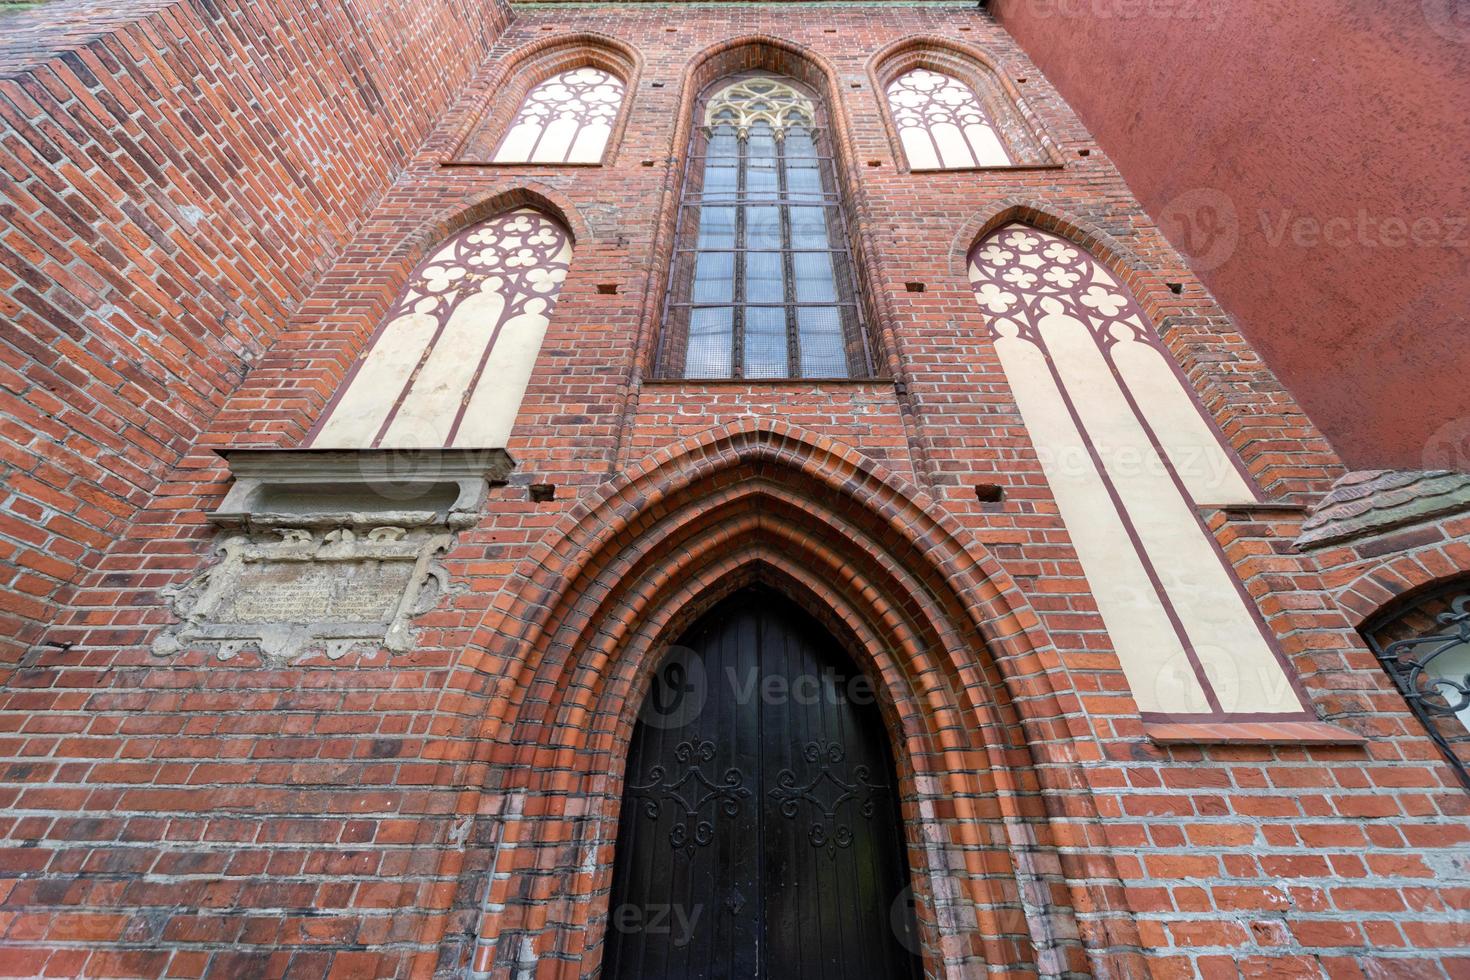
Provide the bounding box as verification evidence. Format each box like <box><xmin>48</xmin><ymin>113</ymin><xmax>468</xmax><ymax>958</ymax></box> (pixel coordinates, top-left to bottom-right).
<box><xmin>886</xmin><ymin>68</ymin><xmax>1011</xmax><ymax>170</ymax></box>
<box><xmin>660</xmin><ymin>74</ymin><xmax>872</xmax><ymax>379</ymax></box>
<box><xmin>493</xmin><ymin>67</ymin><xmax>625</xmax><ymax>164</ymax></box>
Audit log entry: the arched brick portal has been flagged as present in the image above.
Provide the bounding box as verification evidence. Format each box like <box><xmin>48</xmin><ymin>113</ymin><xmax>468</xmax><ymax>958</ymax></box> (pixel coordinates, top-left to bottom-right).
<box><xmin>428</xmin><ymin>420</ymin><xmax>1143</xmax><ymax>978</ymax></box>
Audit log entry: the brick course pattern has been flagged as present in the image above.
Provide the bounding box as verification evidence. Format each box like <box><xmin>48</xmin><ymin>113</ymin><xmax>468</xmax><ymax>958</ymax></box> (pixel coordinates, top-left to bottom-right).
<box><xmin>1</xmin><ymin>2</ymin><xmax>1468</xmax><ymax>978</ymax></box>
<box><xmin>0</xmin><ymin>0</ymin><xmax>513</xmax><ymax>661</ymax></box>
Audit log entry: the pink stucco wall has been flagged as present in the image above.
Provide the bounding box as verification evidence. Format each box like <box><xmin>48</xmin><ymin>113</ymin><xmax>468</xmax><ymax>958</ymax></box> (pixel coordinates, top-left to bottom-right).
<box><xmin>993</xmin><ymin>0</ymin><xmax>1470</xmax><ymax>470</ymax></box>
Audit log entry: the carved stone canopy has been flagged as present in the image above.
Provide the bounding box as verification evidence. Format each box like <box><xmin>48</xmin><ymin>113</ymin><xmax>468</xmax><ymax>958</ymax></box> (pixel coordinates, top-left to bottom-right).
<box><xmin>153</xmin><ymin>447</ymin><xmax>513</xmax><ymax>666</ymax></box>
<box><xmin>208</xmin><ymin>447</ymin><xmax>513</xmax><ymax>530</ymax></box>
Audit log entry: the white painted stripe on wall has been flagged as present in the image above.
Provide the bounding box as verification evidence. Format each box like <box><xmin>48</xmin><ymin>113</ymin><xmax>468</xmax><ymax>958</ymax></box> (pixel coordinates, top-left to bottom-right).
<box><xmin>964</xmin><ymin>123</ymin><xmax>1010</xmax><ymax>167</ymax></box>
<box><xmin>311</xmin><ymin>310</ymin><xmax>436</xmax><ymax>448</ymax></box>
<box><xmin>1111</xmin><ymin>335</ymin><xmax>1258</xmax><ymax>504</ymax></box>
<box><xmin>454</xmin><ymin>308</ymin><xmax>553</xmax><ymax>449</ymax></box>
<box><xmin>382</xmin><ymin>289</ymin><xmax>508</xmax><ymax>449</ymax></box>
<box><xmin>1042</xmin><ymin>307</ymin><xmax>1300</xmax><ymax>714</ymax></box>
<box><xmin>899</xmin><ymin>128</ymin><xmax>939</xmax><ymax>171</ymax></box>
<box><xmin>995</xmin><ymin>330</ymin><xmax>1213</xmax><ymax>715</ymax></box>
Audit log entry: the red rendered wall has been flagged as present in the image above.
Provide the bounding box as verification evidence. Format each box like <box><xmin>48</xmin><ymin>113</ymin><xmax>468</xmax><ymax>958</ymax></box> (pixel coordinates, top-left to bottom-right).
<box><xmin>992</xmin><ymin>0</ymin><xmax>1470</xmax><ymax>471</ymax></box>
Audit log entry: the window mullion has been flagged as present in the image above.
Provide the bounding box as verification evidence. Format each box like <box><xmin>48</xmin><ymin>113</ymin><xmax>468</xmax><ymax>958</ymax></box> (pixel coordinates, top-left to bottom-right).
<box><xmin>775</xmin><ymin>130</ymin><xmax>799</xmax><ymax>379</ymax></box>
<box><xmin>733</xmin><ymin>130</ymin><xmax>748</xmax><ymax>380</ymax></box>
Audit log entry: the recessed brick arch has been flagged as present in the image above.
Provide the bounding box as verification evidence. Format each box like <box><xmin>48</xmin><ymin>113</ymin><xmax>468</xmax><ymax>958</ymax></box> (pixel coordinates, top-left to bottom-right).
<box><xmin>1334</xmin><ymin>552</ymin><xmax>1470</xmax><ymax>630</ymax></box>
<box><xmin>676</xmin><ymin>34</ymin><xmax>860</xmax><ymax>173</ymax></box>
<box><xmin>407</xmin><ymin>183</ymin><xmax>591</xmax><ymax>252</ymax></box>
<box><xmin>447</xmin><ymin>31</ymin><xmax>642</xmax><ymax>165</ymax></box>
<box><xmin>429</xmin><ymin>420</ymin><xmax>1142</xmax><ymax>977</ymax></box>
<box><xmin>868</xmin><ymin>33</ymin><xmax>1064</xmax><ymax>170</ymax></box>
<box><xmin>950</xmin><ymin>198</ymin><xmax>1324</xmax><ymax>499</ymax></box>
<box><xmin>948</xmin><ymin>198</ymin><xmax>1165</xmax><ymax>308</ymax></box>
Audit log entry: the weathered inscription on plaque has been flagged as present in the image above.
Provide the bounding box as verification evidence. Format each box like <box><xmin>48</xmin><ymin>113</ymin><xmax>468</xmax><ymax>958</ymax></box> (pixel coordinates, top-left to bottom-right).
<box><xmin>153</xmin><ymin>526</ymin><xmax>455</xmax><ymax>665</ymax></box>
<box><xmin>220</xmin><ymin>562</ymin><xmax>410</xmax><ymax>624</ymax></box>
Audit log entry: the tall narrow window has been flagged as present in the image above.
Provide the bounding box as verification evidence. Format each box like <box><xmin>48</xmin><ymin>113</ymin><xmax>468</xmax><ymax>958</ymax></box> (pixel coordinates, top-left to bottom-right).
<box><xmin>660</xmin><ymin>74</ymin><xmax>873</xmax><ymax>379</ymax></box>
<box><xmin>493</xmin><ymin>67</ymin><xmax>625</xmax><ymax>164</ymax></box>
<box><xmin>886</xmin><ymin>68</ymin><xmax>1011</xmax><ymax>170</ymax></box>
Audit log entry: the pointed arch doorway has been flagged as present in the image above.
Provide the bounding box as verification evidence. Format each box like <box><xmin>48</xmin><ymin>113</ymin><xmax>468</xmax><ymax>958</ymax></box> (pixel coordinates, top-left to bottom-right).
<box><xmin>603</xmin><ymin>588</ymin><xmax>923</xmax><ymax>979</ymax></box>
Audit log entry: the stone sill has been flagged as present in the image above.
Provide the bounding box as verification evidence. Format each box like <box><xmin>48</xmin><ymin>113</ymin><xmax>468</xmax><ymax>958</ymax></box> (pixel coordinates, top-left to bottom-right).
<box><xmin>1145</xmin><ymin>719</ymin><xmax>1366</xmax><ymax>747</ymax></box>
<box><xmin>439</xmin><ymin>159</ymin><xmax>605</xmax><ymax>168</ymax></box>
<box><xmin>641</xmin><ymin>377</ymin><xmax>897</xmax><ymax>387</ymax></box>
<box><xmin>1207</xmin><ymin>501</ymin><xmax>1313</xmax><ymax>519</ymax></box>
<box><xmin>906</xmin><ymin>162</ymin><xmax>1065</xmax><ymax>174</ymax></box>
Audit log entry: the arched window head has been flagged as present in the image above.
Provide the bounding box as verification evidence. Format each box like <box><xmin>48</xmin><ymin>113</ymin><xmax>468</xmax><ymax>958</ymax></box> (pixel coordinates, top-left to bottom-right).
<box><xmin>493</xmin><ymin>67</ymin><xmax>625</xmax><ymax>164</ymax></box>
<box><xmin>703</xmin><ymin>76</ymin><xmax>815</xmax><ymax>136</ymax></box>
<box><xmin>886</xmin><ymin>68</ymin><xmax>1011</xmax><ymax>170</ymax></box>
<box><xmin>1365</xmin><ymin>586</ymin><xmax>1470</xmax><ymax>790</ymax></box>
<box><xmin>658</xmin><ymin>72</ymin><xmax>874</xmax><ymax>380</ymax></box>
<box><xmin>310</xmin><ymin>208</ymin><xmax>572</xmax><ymax>450</ymax></box>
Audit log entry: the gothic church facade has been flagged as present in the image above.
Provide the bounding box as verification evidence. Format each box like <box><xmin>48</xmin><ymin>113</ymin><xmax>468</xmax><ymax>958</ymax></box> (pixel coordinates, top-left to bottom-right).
<box><xmin>0</xmin><ymin>1</ymin><xmax>1467</xmax><ymax>977</ymax></box>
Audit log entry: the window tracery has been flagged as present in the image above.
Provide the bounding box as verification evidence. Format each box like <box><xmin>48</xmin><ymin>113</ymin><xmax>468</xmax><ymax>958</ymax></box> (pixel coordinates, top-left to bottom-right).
<box><xmin>886</xmin><ymin>68</ymin><xmax>1011</xmax><ymax>170</ymax></box>
<box><xmin>702</xmin><ymin>76</ymin><xmax>816</xmax><ymax>137</ymax></box>
<box><xmin>493</xmin><ymin>66</ymin><xmax>625</xmax><ymax>164</ymax></box>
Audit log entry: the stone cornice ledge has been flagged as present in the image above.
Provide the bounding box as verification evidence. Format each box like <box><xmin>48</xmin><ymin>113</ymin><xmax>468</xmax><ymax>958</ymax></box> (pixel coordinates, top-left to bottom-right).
<box><xmin>1295</xmin><ymin>469</ymin><xmax>1470</xmax><ymax>550</ymax></box>
<box><xmin>210</xmin><ymin>448</ymin><xmax>515</xmax><ymax>530</ymax></box>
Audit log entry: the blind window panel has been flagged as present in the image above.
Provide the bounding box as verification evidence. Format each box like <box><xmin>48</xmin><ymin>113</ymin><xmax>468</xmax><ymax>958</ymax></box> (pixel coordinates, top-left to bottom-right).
<box><xmin>494</xmin><ymin>67</ymin><xmax>626</xmax><ymax>164</ymax></box>
<box><xmin>886</xmin><ymin>68</ymin><xmax>1012</xmax><ymax>170</ymax></box>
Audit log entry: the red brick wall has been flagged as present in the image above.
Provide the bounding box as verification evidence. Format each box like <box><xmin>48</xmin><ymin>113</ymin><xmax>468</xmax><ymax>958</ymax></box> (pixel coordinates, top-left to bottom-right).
<box><xmin>990</xmin><ymin>0</ymin><xmax>1470</xmax><ymax>471</ymax></box>
<box><xmin>0</xmin><ymin>0</ymin><xmax>512</xmax><ymax>661</ymax></box>
<box><xmin>1</xmin><ymin>3</ymin><xmax>1467</xmax><ymax>978</ymax></box>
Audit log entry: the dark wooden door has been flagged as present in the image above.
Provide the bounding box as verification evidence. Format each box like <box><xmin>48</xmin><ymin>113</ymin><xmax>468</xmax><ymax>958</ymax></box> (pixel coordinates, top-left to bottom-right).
<box><xmin>603</xmin><ymin>590</ymin><xmax>923</xmax><ymax>979</ymax></box>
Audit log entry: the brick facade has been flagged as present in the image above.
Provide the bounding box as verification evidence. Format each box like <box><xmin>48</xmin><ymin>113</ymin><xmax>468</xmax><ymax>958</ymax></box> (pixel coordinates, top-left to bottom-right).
<box><xmin>1</xmin><ymin>2</ymin><xmax>1467</xmax><ymax>977</ymax></box>
<box><xmin>0</xmin><ymin>0</ymin><xmax>513</xmax><ymax>661</ymax></box>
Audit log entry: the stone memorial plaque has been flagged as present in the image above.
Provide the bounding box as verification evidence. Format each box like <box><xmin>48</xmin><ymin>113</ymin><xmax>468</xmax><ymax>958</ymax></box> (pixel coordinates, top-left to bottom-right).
<box><xmin>153</xmin><ymin>525</ymin><xmax>456</xmax><ymax>665</ymax></box>
<box><xmin>218</xmin><ymin>561</ymin><xmax>411</xmax><ymax>624</ymax></box>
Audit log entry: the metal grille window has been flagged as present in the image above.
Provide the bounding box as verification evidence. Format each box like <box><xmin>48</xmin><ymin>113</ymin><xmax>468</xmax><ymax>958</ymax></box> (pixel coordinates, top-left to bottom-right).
<box><xmin>658</xmin><ymin>73</ymin><xmax>874</xmax><ymax>379</ymax></box>
<box><xmin>1365</xmin><ymin>586</ymin><xmax>1470</xmax><ymax>791</ymax></box>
